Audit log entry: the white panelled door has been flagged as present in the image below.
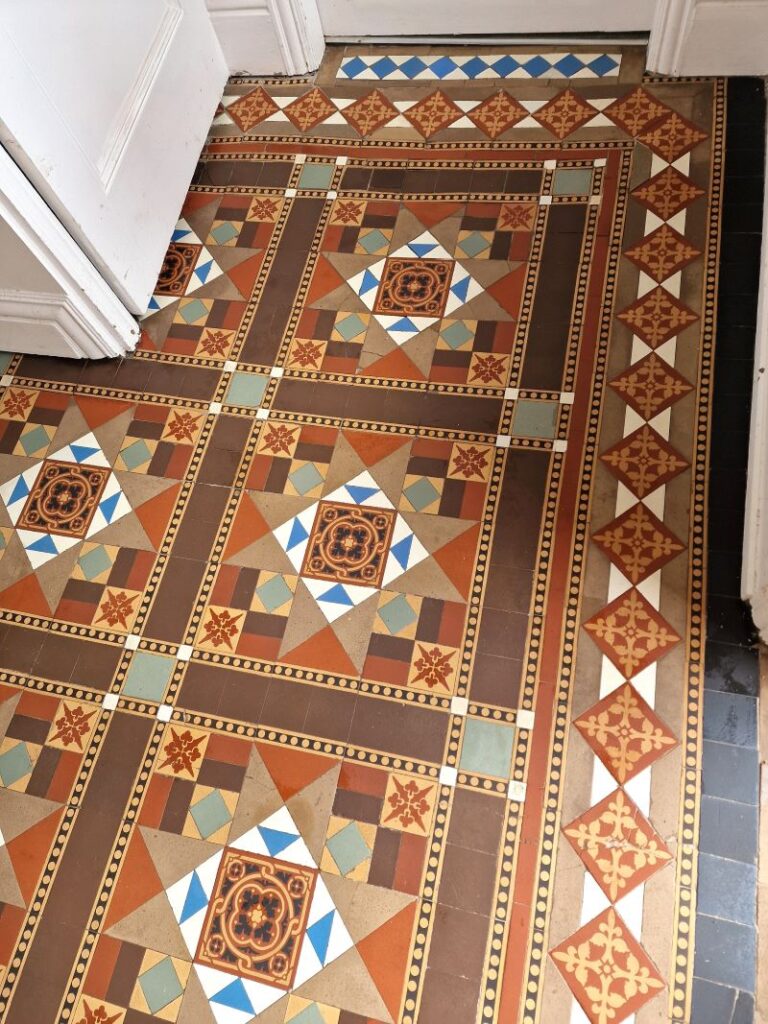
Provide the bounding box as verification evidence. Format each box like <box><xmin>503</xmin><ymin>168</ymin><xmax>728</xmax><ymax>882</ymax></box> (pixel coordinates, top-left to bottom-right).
<box><xmin>317</xmin><ymin>0</ymin><xmax>655</xmax><ymax>37</ymax></box>
<box><xmin>0</xmin><ymin>0</ymin><xmax>228</xmax><ymax>316</ymax></box>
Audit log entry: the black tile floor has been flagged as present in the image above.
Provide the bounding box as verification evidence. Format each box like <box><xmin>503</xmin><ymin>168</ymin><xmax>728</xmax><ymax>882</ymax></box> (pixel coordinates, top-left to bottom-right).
<box><xmin>693</xmin><ymin>76</ymin><xmax>764</xmax><ymax>1024</ymax></box>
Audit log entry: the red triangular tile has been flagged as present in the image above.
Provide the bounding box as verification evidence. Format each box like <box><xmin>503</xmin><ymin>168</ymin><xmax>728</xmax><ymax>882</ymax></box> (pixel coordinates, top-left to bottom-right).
<box><xmin>226</xmin><ymin>250</ymin><xmax>265</xmax><ymax>298</ymax></box>
<box><xmin>223</xmin><ymin>496</ymin><xmax>272</xmax><ymax>560</ymax></box>
<box><xmin>342</xmin><ymin>429</ymin><xmax>411</xmax><ymax>468</ymax></box>
<box><xmin>357</xmin><ymin>902</ymin><xmax>417</xmax><ymax>1020</ymax></box>
<box><xmin>365</xmin><ymin>347</ymin><xmax>427</xmax><ymax>382</ymax></box>
<box><xmin>0</xmin><ymin>573</ymin><xmax>52</xmax><ymax>616</ymax></box>
<box><xmin>402</xmin><ymin>201</ymin><xmax>463</xmax><ymax>230</ymax></box>
<box><xmin>486</xmin><ymin>267</ymin><xmax>526</xmax><ymax>317</ymax></box>
<box><xmin>255</xmin><ymin>743</ymin><xmax>337</xmax><ymax>803</ymax></box>
<box><xmin>6</xmin><ymin>808</ymin><xmax>63</xmax><ymax>905</ymax></box>
<box><xmin>74</xmin><ymin>396</ymin><xmax>134</xmax><ymax>431</ymax></box>
<box><xmin>305</xmin><ymin>255</ymin><xmax>348</xmax><ymax>305</ymax></box>
<box><xmin>433</xmin><ymin>522</ymin><xmax>480</xmax><ymax>599</ymax></box>
<box><xmin>103</xmin><ymin>829</ymin><xmax>163</xmax><ymax>930</ymax></box>
<box><xmin>133</xmin><ymin>483</ymin><xmax>181</xmax><ymax>550</ymax></box>
<box><xmin>282</xmin><ymin>624</ymin><xmax>359</xmax><ymax>676</ymax></box>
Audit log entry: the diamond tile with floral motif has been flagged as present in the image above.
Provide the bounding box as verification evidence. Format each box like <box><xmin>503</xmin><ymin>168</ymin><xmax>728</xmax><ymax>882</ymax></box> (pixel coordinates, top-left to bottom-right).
<box><xmin>592</xmin><ymin>502</ymin><xmax>685</xmax><ymax>584</ymax></box>
<box><xmin>616</xmin><ymin>287</ymin><xmax>699</xmax><ymax>349</ymax></box>
<box><xmin>600</xmin><ymin>424</ymin><xmax>689</xmax><ymax>498</ymax></box>
<box><xmin>624</xmin><ymin>224</ymin><xmax>701</xmax><ymax>283</ymax></box>
<box><xmin>609</xmin><ymin>353</ymin><xmax>693</xmax><ymax>421</ymax></box>
<box><xmin>583</xmin><ymin>587</ymin><xmax>681</xmax><ymax>677</ymax></box>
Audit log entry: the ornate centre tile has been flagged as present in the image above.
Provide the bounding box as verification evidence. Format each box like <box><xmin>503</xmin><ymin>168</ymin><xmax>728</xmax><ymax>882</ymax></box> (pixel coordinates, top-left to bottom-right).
<box><xmin>195</xmin><ymin>849</ymin><xmax>317</xmax><ymax>989</ymax></box>
<box><xmin>155</xmin><ymin>242</ymin><xmax>202</xmax><ymax>296</ymax></box>
<box><xmin>373</xmin><ymin>257</ymin><xmax>452</xmax><ymax>317</ymax></box>
<box><xmin>301</xmin><ymin>500</ymin><xmax>396</xmax><ymax>588</ymax></box>
<box><xmin>17</xmin><ymin>459</ymin><xmax>110</xmax><ymax>538</ymax></box>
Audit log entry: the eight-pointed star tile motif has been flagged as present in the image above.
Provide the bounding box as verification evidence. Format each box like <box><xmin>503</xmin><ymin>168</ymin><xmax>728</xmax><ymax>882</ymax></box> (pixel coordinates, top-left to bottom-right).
<box><xmin>167</xmin><ymin>803</ymin><xmax>353</xmax><ymax>1023</ymax></box>
<box><xmin>347</xmin><ymin>229</ymin><xmax>484</xmax><ymax>346</ymax></box>
<box><xmin>273</xmin><ymin>471</ymin><xmax>428</xmax><ymax>622</ymax></box>
<box><xmin>0</xmin><ymin>431</ymin><xmax>131</xmax><ymax>569</ymax></box>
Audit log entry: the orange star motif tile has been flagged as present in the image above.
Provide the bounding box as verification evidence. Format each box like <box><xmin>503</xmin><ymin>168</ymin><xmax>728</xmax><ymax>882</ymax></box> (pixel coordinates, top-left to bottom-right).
<box><xmin>637</xmin><ymin>110</ymin><xmax>708</xmax><ymax>162</ymax></box>
<box><xmin>616</xmin><ymin>286</ymin><xmax>699</xmax><ymax>348</ymax></box>
<box><xmin>284</xmin><ymin>88</ymin><xmax>336</xmax><ymax>131</ymax></box>
<box><xmin>380</xmin><ymin>772</ymin><xmax>437</xmax><ymax>835</ymax></box>
<box><xmin>631</xmin><ymin>166</ymin><xmax>706</xmax><ymax>220</ymax></box>
<box><xmin>624</xmin><ymin>224</ymin><xmax>701</xmax><ymax>283</ymax></box>
<box><xmin>227</xmin><ymin>87</ymin><xmax>278</xmax><ymax>132</ymax></box>
<box><xmin>405</xmin><ymin>90</ymin><xmax>462</xmax><ymax>138</ymax></box>
<box><xmin>470</xmin><ymin>91</ymin><xmax>527</xmax><ymax>139</ymax></box>
<box><xmin>156</xmin><ymin>724</ymin><xmax>209</xmax><ymax>779</ymax></box>
<box><xmin>343</xmin><ymin>89</ymin><xmax>398</xmax><ymax>135</ymax></box>
<box><xmin>533</xmin><ymin>89</ymin><xmax>595</xmax><ymax>138</ymax></box>
<box><xmin>609</xmin><ymin>353</ymin><xmax>693</xmax><ymax>420</ymax></box>
<box><xmin>592</xmin><ymin>502</ymin><xmax>685</xmax><ymax>584</ymax></box>
<box><xmin>600</xmin><ymin>424</ymin><xmax>688</xmax><ymax>498</ymax></box>
<box><xmin>602</xmin><ymin>87</ymin><xmax>668</xmax><ymax>136</ymax></box>
<box><xmin>583</xmin><ymin>588</ymin><xmax>681</xmax><ymax>677</ymax></box>
<box><xmin>563</xmin><ymin>789</ymin><xmax>672</xmax><ymax>900</ymax></box>
<box><xmin>574</xmin><ymin>682</ymin><xmax>677</xmax><ymax>784</ymax></box>
<box><xmin>551</xmin><ymin>907</ymin><xmax>665</xmax><ymax>1024</ymax></box>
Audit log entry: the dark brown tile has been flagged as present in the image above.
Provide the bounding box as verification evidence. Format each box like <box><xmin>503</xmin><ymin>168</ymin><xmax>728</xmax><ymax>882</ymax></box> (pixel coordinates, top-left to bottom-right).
<box><xmin>418</xmin><ymin>968</ymin><xmax>482</xmax><ymax>1024</ymax></box>
<box><xmin>448</xmin><ymin>788</ymin><xmax>507</xmax><ymax>855</ymax></box>
<box><xmin>438</xmin><ymin>843</ymin><xmax>498</xmax><ymax>916</ymax></box>
<box><xmin>427</xmin><ymin>903</ymin><xmax>490</xmax><ymax>978</ymax></box>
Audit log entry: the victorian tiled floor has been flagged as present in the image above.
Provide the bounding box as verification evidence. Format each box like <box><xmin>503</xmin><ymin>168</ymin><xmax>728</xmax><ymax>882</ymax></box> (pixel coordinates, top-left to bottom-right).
<box><xmin>0</xmin><ymin>45</ymin><xmax>743</xmax><ymax>1024</ymax></box>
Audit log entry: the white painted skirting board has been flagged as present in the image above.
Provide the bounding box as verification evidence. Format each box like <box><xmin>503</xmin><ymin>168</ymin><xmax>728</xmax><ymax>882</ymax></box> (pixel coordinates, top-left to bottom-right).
<box><xmin>206</xmin><ymin>0</ymin><xmax>324</xmax><ymax>75</ymax></box>
<box><xmin>743</xmin><ymin>125</ymin><xmax>768</xmax><ymax>640</ymax></box>
<box><xmin>0</xmin><ymin>145</ymin><xmax>138</xmax><ymax>359</ymax></box>
<box><xmin>648</xmin><ymin>0</ymin><xmax>768</xmax><ymax>75</ymax></box>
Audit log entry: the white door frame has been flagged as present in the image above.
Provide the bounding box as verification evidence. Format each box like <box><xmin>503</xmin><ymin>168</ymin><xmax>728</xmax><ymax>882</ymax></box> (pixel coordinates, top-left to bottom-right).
<box><xmin>0</xmin><ymin>145</ymin><xmax>139</xmax><ymax>359</ymax></box>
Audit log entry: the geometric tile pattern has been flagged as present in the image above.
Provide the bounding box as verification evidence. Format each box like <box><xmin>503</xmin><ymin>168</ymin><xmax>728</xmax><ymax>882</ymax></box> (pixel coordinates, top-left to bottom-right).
<box><xmin>338</xmin><ymin>52</ymin><xmax>622</xmax><ymax>81</ymax></box>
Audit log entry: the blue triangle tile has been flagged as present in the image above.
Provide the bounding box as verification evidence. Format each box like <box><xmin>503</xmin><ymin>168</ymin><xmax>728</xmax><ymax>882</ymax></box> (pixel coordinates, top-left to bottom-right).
<box><xmin>147</xmin><ymin>297</ymin><xmax>160</xmax><ymax>311</ymax></box>
<box><xmin>99</xmin><ymin>492</ymin><xmax>121</xmax><ymax>523</ymax></box>
<box><xmin>180</xmin><ymin>871</ymin><xmax>208</xmax><ymax>923</ymax></box>
<box><xmin>451</xmin><ymin>276</ymin><xmax>470</xmax><ymax>303</ymax></box>
<box><xmin>70</xmin><ymin>444</ymin><xmax>99</xmax><ymax>463</ymax></box>
<box><xmin>390</xmin><ymin>534</ymin><xmax>413</xmax><ymax>570</ymax></box>
<box><xmin>211</xmin><ymin>978</ymin><xmax>253</xmax><ymax>1013</ymax></box>
<box><xmin>346</xmin><ymin>484</ymin><xmax>378</xmax><ymax>504</ymax></box>
<box><xmin>258</xmin><ymin>825</ymin><xmax>297</xmax><ymax>857</ymax></box>
<box><xmin>286</xmin><ymin>518</ymin><xmax>309</xmax><ymax>551</ymax></box>
<box><xmin>408</xmin><ymin>242</ymin><xmax>437</xmax><ymax>257</ymax></box>
<box><xmin>26</xmin><ymin>534</ymin><xmax>58</xmax><ymax>554</ymax></box>
<box><xmin>8</xmin><ymin>477</ymin><xmax>30</xmax><ymax>505</ymax></box>
<box><xmin>171</xmin><ymin>228</ymin><xmax>190</xmax><ymax>242</ymax></box>
<box><xmin>390</xmin><ymin>317</ymin><xmax>419</xmax><ymax>334</ymax></box>
<box><xmin>359</xmin><ymin>268</ymin><xmax>379</xmax><ymax>296</ymax></box>
<box><xmin>307</xmin><ymin>910</ymin><xmax>334</xmax><ymax>964</ymax></box>
<box><xmin>319</xmin><ymin>583</ymin><xmax>354</xmax><ymax>606</ymax></box>
<box><xmin>196</xmin><ymin>259</ymin><xmax>214</xmax><ymax>283</ymax></box>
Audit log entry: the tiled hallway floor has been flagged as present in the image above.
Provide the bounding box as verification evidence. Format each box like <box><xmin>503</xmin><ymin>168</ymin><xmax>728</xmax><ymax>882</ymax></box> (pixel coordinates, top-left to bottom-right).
<box><xmin>0</xmin><ymin>45</ymin><xmax>745</xmax><ymax>1024</ymax></box>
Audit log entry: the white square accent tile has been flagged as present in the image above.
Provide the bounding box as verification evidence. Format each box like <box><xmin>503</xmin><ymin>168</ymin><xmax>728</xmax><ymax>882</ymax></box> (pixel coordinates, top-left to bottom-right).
<box><xmin>508</xmin><ymin>780</ymin><xmax>527</xmax><ymax>802</ymax></box>
<box><xmin>552</xmin><ymin>439</ymin><xmax>568</xmax><ymax>453</ymax></box>
<box><xmin>256</xmin><ymin>407</ymin><xmax>270</xmax><ymax>420</ymax></box>
<box><xmin>208</xmin><ymin>401</ymin><xmax>222</xmax><ymax>414</ymax></box>
<box><xmin>0</xmin><ymin>375</ymin><xmax>13</xmax><ymax>387</ymax></box>
<box><xmin>450</xmin><ymin>696</ymin><xmax>469</xmax><ymax>716</ymax></box>
<box><xmin>293</xmin><ymin>153</ymin><xmax>306</xmax><ymax>163</ymax></box>
<box><xmin>326</xmin><ymin>190</ymin><xmax>338</xmax><ymax>200</ymax></box>
<box><xmin>102</xmin><ymin>693</ymin><xmax>119</xmax><ymax>711</ymax></box>
<box><xmin>176</xmin><ymin>644</ymin><xmax>193</xmax><ymax>662</ymax></box>
<box><xmin>504</xmin><ymin>387</ymin><xmax>520</xmax><ymax>401</ymax></box>
<box><xmin>560</xmin><ymin>392</ymin><xmax>575</xmax><ymax>405</ymax></box>
<box><xmin>495</xmin><ymin>434</ymin><xmax>511</xmax><ymax>449</ymax></box>
<box><xmin>223</xmin><ymin>360</ymin><xmax>238</xmax><ymax>373</ymax></box>
<box><xmin>124</xmin><ymin>634</ymin><xmax>140</xmax><ymax>651</ymax></box>
<box><xmin>516</xmin><ymin>709</ymin><xmax>535</xmax><ymax>731</ymax></box>
<box><xmin>439</xmin><ymin>765</ymin><xmax>458</xmax><ymax>787</ymax></box>
<box><xmin>589</xmin><ymin>195</ymin><xmax>601</xmax><ymax>206</ymax></box>
<box><xmin>270</xmin><ymin>366</ymin><xmax>284</xmax><ymax>378</ymax></box>
<box><xmin>544</xmin><ymin>159</ymin><xmax>557</xmax><ymax>169</ymax></box>
<box><xmin>594</xmin><ymin>157</ymin><xmax>607</xmax><ymax>167</ymax></box>
<box><xmin>539</xmin><ymin>195</ymin><xmax>553</xmax><ymax>206</ymax></box>
<box><xmin>335</xmin><ymin>155</ymin><xmax>348</xmax><ymax>166</ymax></box>
<box><xmin>156</xmin><ymin>704</ymin><xmax>173</xmax><ymax>722</ymax></box>
<box><xmin>285</xmin><ymin>187</ymin><xmax>297</xmax><ymax>197</ymax></box>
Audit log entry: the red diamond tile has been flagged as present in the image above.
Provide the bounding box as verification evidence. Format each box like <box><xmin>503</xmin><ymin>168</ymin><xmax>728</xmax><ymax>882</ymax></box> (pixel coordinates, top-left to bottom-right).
<box><xmin>583</xmin><ymin>589</ymin><xmax>681</xmax><ymax>678</ymax></box>
<box><xmin>609</xmin><ymin>353</ymin><xmax>694</xmax><ymax>420</ymax></box>
<box><xmin>592</xmin><ymin>502</ymin><xmax>685</xmax><ymax>585</ymax></box>
<box><xmin>551</xmin><ymin>907</ymin><xmax>665</xmax><ymax>1023</ymax></box>
<box><xmin>343</xmin><ymin>89</ymin><xmax>399</xmax><ymax>135</ymax></box>
<box><xmin>624</xmin><ymin>224</ymin><xmax>701</xmax><ymax>283</ymax></box>
<box><xmin>469</xmin><ymin>91</ymin><xmax>527</xmax><ymax>139</ymax></box>
<box><xmin>637</xmin><ymin>110</ymin><xmax>708</xmax><ymax>162</ymax></box>
<box><xmin>600</xmin><ymin>423</ymin><xmax>688</xmax><ymax>498</ymax></box>
<box><xmin>284</xmin><ymin>88</ymin><xmax>337</xmax><ymax>131</ymax></box>
<box><xmin>602</xmin><ymin>87</ymin><xmax>669</xmax><ymax>136</ymax></box>
<box><xmin>616</xmin><ymin>286</ymin><xmax>699</xmax><ymax>349</ymax></box>
<box><xmin>533</xmin><ymin>88</ymin><xmax>595</xmax><ymax>138</ymax></box>
<box><xmin>404</xmin><ymin>90</ymin><xmax>462</xmax><ymax>138</ymax></box>
<box><xmin>227</xmin><ymin>87</ymin><xmax>279</xmax><ymax>132</ymax></box>
<box><xmin>563</xmin><ymin>789</ymin><xmax>673</xmax><ymax>900</ymax></box>
<box><xmin>631</xmin><ymin>167</ymin><xmax>706</xmax><ymax>220</ymax></box>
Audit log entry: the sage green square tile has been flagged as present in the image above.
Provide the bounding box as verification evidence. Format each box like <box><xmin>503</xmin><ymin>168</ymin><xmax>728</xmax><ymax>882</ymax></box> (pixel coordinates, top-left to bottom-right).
<box><xmin>459</xmin><ymin>719</ymin><xmax>515</xmax><ymax>778</ymax></box>
<box><xmin>378</xmin><ymin>593</ymin><xmax>418</xmax><ymax>635</ymax></box>
<box><xmin>0</xmin><ymin>742</ymin><xmax>34</xmax><ymax>788</ymax></box>
<box><xmin>18</xmin><ymin>424</ymin><xmax>51</xmax><ymax>456</ymax></box>
<box><xmin>440</xmin><ymin>321</ymin><xmax>474</xmax><ymax>350</ymax></box>
<box><xmin>226</xmin><ymin>372</ymin><xmax>267</xmax><ymax>408</ymax></box>
<box><xmin>210</xmin><ymin>221</ymin><xmax>239</xmax><ymax>245</ymax></box>
<box><xmin>511</xmin><ymin>399</ymin><xmax>558</xmax><ymax>439</ymax></box>
<box><xmin>334</xmin><ymin>312</ymin><xmax>368</xmax><ymax>341</ymax></box>
<box><xmin>0</xmin><ymin>353</ymin><xmax>12</xmax><ymax>374</ymax></box>
<box><xmin>177</xmin><ymin>298</ymin><xmax>209</xmax><ymax>324</ymax></box>
<box><xmin>122</xmin><ymin>651</ymin><xmax>174</xmax><ymax>702</ymax></box>
<box><xmin>189</xmin><ymin>789</ymin><xmax>233</xmax><ymax>839</ymax></box>
<box><xmin>77</xmin><ymin>545</ymin><xmax>114</xmax><ymax>582</ymax></box>
<box><xmin>552</xmin><ymin>167</ymin><xmax>593</xmax><ymax>195</ymax></box>
<box><xmin>298</xmin><ymin>163</ymin><xmax>335</xmax><ymax>190</ymax></box>
<box><xmin>256</xmin><ymin>574</ymin><xmax>294</xmax><ymax>613</ymax></box>
<box><xmin>402</xmin><ymin>477</ymin><xmax>440</xmax><ymax>512</ymax></box>
<box><xmin>119</xmin><ymin>438</ymin><xmax>153</xmax><ymax>470</ymax></box>
<box><xmin>326</xmin><ymin>821</ymin><xmax>372</xmax><ymax>875</ymax></box>
<box><xmin>139</xmin><ymin>957</ymin><xmax>183</xmax><ymax>1014</ymax></box>
<box><xmin>289</xmin><ymin>462</ymin><xmax>324</xmax><ymax>495</ymax></box>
